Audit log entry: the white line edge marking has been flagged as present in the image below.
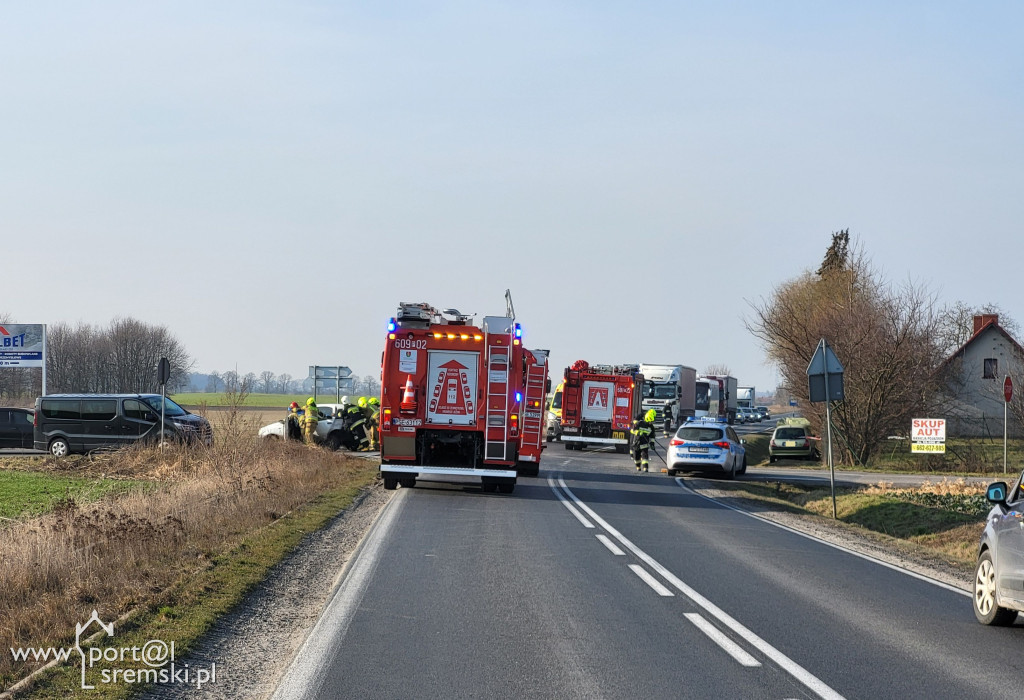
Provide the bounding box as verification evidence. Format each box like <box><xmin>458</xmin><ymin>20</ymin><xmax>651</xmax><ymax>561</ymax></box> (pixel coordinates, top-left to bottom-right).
<box><xmin>596</xmin><ymin>533</ymin><xmax>625</xmax><ymax>555</ymax></box>
<box><xmin>271</xmin><ymin>489</ymin><xmax>408</xmax><ymax>700</ymax></box>
<box><xmin>685</xmin><ymin>613</ymin><xmax>761</xmax><ymax>667</ymax></box>
<box><xmin>556</xmin><ymin>476</ymin><xmax>844</xmax><ymax>700</ymax></box>
<box><xmin>548</xmin><ymin>476</ymin><xmax>594</xmax><ymax>528</ymax></box>
<box><xmin>674</xmin><ymin>477</ymin><xmax>971</xmax><ymax>599</ymax></box>
<box><xmin>629</xmin><ymin>564</ymin><xmax>674</xmax><ymax>596</ymax></box>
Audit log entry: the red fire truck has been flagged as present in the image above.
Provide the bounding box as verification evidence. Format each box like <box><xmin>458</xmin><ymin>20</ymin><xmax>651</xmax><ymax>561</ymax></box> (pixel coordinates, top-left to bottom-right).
<box><xmin>559</xmin><ymin>362</ymin><xmax>644</xmax><ymax>453</ymax></box>
<box><xmin>379</xmin><ymin>302</ymin><xmax>550</xmax><ymax>493</ymax></box>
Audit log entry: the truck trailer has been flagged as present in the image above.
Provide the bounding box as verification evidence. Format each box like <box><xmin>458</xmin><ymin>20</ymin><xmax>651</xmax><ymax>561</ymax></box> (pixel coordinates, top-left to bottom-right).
<box><xmin>378</xmin><ymin>301</ymin><xmax>549</xmax><ymax>493</ymax></box>
<box><xmin>737</xmin><ymin>386</ymin><xmax>756</xmax><ymax>410</ymax></box>
<box><xmin>638</xmin><ymin>363</ymin><xmax>697</xmax><ymax>429</ymax></box>
<box><xmin>559</xmin><ymin>361</ymin><xmax>644</xmax><ymax>453</ymax></box>
<box><xmin>696</xmin><ymin>374</ymin><xmax>739</xmax><ymax>424</ymax></box>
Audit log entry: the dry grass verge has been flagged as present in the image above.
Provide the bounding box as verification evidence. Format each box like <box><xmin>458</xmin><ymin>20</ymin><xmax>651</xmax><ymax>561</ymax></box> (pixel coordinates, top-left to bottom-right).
<box><xmin>0</xmin><ymin>417</ymin><xmax>378</xmax><ymax>694</ymax></box>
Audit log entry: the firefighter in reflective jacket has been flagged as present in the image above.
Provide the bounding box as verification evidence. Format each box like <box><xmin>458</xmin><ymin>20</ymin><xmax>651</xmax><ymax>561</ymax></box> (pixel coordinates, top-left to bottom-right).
<box><xmin>631</xmin><ymin>409</ymin><xmax>656</xmax><ymax>472</ymax></box>
<box><xmin>366</xmin><ymin>397</ymin><xmax>380</xmax><ymax>450</ymax></box>
<box><xmin>287</xmin><ymin>401</ymin><xmax>303</xmax><ymax>441</ymax></box>
<box><xmin>346</xmin><ymin>398</ymin><xmax>370</xmax><ymax>450</ymax></box>
<box><xmin>301</xmin><ymin>398</ymin><xmax>322</xmax><ymax>445</ymax></box>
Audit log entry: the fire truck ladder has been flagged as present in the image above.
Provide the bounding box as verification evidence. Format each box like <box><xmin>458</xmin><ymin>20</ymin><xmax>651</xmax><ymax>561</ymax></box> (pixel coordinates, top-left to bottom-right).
<box><xmin>485</xmin><ymin>344</ymin><xmax>511</xmax><ymax>461</ymax></box>
<box><xmin>521</xmin><ymin>360</ymin><xmax>546</xmax><ymax>450</ymax></box>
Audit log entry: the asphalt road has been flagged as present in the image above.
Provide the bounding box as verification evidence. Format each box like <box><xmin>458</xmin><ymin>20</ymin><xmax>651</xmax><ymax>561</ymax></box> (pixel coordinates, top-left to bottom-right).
<box><xmin>273</xmin><ymin>441</ymin><xmax>1024</xmax><ymax>700</ymax></box>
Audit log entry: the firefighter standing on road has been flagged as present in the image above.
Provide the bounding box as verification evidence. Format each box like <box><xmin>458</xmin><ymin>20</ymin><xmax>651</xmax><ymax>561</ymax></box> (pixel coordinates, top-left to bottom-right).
<box><xmin>301</xmin><ymin>398</ymin><xmax>322</xmax><ymax>445</ymax></box>
<box><xmin>631</xmin><ymin>409</ymin><xmax>656</xmax><ymax>472</ymax></box>
<box><xmin>663</xmin><ymin>404</ymin><xmax>674</xmax><ymax>438</ymax></box>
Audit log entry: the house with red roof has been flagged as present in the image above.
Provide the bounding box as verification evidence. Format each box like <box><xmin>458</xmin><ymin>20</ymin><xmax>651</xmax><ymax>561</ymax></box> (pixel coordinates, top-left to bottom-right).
<box><xmin>939</xmin><ymin>314</ymin><xmax>1024</xmax><ymax>438</ymax></box>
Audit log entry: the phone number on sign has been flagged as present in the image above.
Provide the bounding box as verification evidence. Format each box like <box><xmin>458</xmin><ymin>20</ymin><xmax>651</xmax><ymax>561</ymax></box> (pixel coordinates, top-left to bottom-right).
<box><xmin>911</xmin><ymin>443</ymin><xmax>946</xmax><ymax>453</ymax></box>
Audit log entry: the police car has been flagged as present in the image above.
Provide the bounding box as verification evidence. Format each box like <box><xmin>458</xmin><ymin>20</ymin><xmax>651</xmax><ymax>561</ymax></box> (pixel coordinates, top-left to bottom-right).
<box><xmin>667</xmin><ymin>416</ymin><xmax>746</xmax><ymax>478</ymax></box>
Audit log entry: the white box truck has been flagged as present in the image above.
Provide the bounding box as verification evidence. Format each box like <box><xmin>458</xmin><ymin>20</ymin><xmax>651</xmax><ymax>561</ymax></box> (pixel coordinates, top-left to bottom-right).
<box><xmin>638</xmin><ymin>364</ymin><xmax>697</xmax><ymax>429</ymax></box>
<box><xmin>737</xmin><ymin>386</ymin><xmax>756</xmax><ymax>410</ymax></box>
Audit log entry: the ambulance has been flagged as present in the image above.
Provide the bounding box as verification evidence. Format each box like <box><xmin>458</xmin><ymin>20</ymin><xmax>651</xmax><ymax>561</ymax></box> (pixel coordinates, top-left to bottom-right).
<box><xmin>378</xmin><ymin>301</ymin><xmax>549</xmax><ymax>493</ymax></box>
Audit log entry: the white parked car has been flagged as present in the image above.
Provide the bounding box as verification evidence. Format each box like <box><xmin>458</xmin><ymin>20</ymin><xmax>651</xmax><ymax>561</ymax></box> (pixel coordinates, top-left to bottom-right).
<box><xmin>258</xmin><ymin>404</ymin><xmax>353</xmax><ymax>449</ymax></box>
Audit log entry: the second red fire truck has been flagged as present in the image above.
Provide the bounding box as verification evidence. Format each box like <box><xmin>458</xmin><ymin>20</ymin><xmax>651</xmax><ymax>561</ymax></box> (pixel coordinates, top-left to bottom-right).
<box><xmin>378</xmin><ymin>301</ymin><xmax>549</xmax><ymax>493</ymax></box>
<box><xmin>559</xmin><ymin>361</ymin><xmax>644</xmax><ymax>453</ymax></box>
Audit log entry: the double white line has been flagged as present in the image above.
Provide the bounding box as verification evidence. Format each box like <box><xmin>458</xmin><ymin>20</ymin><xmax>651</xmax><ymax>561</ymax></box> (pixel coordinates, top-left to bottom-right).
<box><xmin>548</xmin><ymin>476</ymin><xmax>844</xmax><ymax>700</ymax></box>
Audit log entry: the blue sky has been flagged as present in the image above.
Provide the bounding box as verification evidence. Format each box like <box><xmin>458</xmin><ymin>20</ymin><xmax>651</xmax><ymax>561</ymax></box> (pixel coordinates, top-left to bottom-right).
<box><xmin>3</xmin><ymin>1</ymin><xmax>1022</xmax><ymax>393</ymax></box>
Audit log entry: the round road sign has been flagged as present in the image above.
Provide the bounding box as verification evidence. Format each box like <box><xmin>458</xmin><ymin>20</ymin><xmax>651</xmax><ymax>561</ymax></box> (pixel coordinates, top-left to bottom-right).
<box><xmin>1004</xmin><ymin>375</ymin><xmax>1014</xmax><ymax>403</ymax></box>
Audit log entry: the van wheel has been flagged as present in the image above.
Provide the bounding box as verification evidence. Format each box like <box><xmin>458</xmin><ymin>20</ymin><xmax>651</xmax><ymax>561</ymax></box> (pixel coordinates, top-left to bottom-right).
<box><xmin>49</xmin><ymin>437</ymin><xmax>70</xmax><ymax>458</ymax></box>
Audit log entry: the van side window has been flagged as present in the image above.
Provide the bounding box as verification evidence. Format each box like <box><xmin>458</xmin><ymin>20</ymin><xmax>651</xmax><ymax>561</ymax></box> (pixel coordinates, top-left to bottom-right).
<box><xmin>123</xmin><ymin>400</ymin><xmax>154</xmax><ymax>421</ymax></box>
<box><xmin>42</xmin><ymin>400</ymin><xmax>81</xmax><ymax>420</ymax></box>
<box><xmin>0</xmin><ymin>409</ymin><xmax>9</xmax><ymax>423</ymax></box>
<box><xmin>81</xmin><ymin>400</ymin><xmax>117</xmax><ymax>421</ymax></box>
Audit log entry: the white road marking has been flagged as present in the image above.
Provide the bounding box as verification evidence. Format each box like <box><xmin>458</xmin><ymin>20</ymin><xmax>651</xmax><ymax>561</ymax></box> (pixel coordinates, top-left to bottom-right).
<box><xmin>548</xmin><ymin>477</ymin><xmax>594</xmax><ymax>528</ymax></box>
<box><xmin>556</xmin><ymin>476</ymin><xmax>844</xmax><ymax>700</ymax></box>
<box><xmin>685</xmin><ymin>613</ymin><xmax>761</xmax><ymax>667</ymax></box>
<box><xmin>629</xmin><ymin>564</ymin><xmax>674</xmax><ymax>596</ymax></box>
<box><xmin>272</xmin><ymin>489</ymin><xmax>408</xmax><ymax>700</ymax></box>
<box><xmin>596</xmin><ymin>534</ymin><xmax>625</xmax><ymax>555</ymax></box>
<box><xmin>674</xmin><ymin>478</ymin><xmax>971</xmax><ymax>598</ymax></box>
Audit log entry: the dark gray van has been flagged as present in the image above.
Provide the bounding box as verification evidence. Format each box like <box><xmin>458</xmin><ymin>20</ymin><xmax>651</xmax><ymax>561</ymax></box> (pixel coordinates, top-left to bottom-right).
<box><xmin>33</xmin><ymin>394</ymin><xmax>213</xmax><ymax>457</ymax></box>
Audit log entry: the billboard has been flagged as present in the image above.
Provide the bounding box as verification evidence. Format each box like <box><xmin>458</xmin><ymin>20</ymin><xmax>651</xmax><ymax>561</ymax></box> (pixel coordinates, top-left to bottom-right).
<box><xmin>0</xmin><ymin>324</ymin><xmax>44</xmax><ymax>368</ymax></box>
<box><xmin>911</xmin><ymin>418</ymin><xmax>946</xmax><ymax>454</ymax></box>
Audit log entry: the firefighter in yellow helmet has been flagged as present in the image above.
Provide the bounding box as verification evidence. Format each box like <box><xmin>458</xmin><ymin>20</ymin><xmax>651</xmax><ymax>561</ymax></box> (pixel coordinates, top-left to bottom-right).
<box><xmin>630</xmin><ymin>409</ymin><xmax>656</xmax><ymax>472</ymax></box>
<box><xmin>301</xmin><ymin>397</ymin><xmax>322</xmax><ymax>445</ymax></box>
<box><xmin>345</xmin><ymin>397</ymin><xmax>370</xmax><ymax>451</ymax></box>
<box><xmin>366</xmin><ymin>397</ymin><xmax>381</xmax><ymax>450</ymax></box>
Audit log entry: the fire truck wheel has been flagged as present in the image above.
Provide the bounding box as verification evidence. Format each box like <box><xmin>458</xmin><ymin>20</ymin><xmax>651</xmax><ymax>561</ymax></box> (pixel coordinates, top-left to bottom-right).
<box><xmin>497</xmin><ymin>481</ymin><xmax>515</xmax><ymax>494</ymax></box>
<box><xmin>564</xmin><ymin>442</ymin><xmax>574</xmax><ymax>450</ymax></box>
<box><xmin>614</xmin><ymin>444</ymin><xmax>628</xmax><ymax>454</ymax></box>
<box><xmin>383</xmin><ymin>476</ymin><xmax>398</xmax><ymax>490</ymax></box>
<box><xmin>400</xmin><ymin>477</ymin><xmax>416</xmax><ymax>488</ymax></box>
<box><xmin>481</xmin><ymin>481</ymin><xmax>498</xmax><ymax>493</ymax></box>
<box><xmin>518</xmin><ymin>462</ymin><xmax>539</xmax><ymax>477</ymax></box>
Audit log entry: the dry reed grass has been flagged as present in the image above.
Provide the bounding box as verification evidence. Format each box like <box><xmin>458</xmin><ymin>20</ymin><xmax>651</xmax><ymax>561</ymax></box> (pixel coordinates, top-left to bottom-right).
<box><xmin>0</xmin><ymin>407</ymin><xmax>370</xmax><ymax>689</ymax></box>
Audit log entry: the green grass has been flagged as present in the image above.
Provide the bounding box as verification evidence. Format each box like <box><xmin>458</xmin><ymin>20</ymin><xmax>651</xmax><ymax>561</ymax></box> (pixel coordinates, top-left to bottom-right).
<box><xmin>0</xmin><ymin>470</ymin><xmax>143</xmax><ymax>521</ymax></box>
<box><xmin>742</xmin><ymin>434</ymin><xmax>770</xmax><ymax>465</ymax></box>
<box><xmin>19</xmin><ymin>466</ymin><xmax>378</xmax><ymax>699</ymax></box>
<box><xmin>171</xmin><ymin>392</ymin><xmax>320</xmax><ymax>408</ymax></box>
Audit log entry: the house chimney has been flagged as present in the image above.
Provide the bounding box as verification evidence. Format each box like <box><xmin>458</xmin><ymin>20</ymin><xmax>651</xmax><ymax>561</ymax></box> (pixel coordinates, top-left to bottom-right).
<box><xmin>973</xmin><ymin>314</ymin><xmax>999</xmax><ymax>335</ymax></box>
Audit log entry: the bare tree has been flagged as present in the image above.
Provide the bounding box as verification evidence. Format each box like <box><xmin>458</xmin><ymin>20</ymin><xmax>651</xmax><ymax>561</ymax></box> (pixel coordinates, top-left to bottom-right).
<box><xmin>936</xmin><ymin>301</ymin><xmax>1021</xmax><ymax>358</ymax></box>
<box><xmin>205</xmin><ymin>371</ymin><xmax>223</xmax><ymax>393</ymax></box>
<box><xmin>276</xmin><ymin>373</ymin><xmax>293</xmax><ymax>394</ymax></box>
<box><xmin>747</xmin><ymin>232</ymin><xmax>948</xmax><ymax>464</ymax></box>
<box><xmin>703</xmin><ymin>364</ymin><xmax>733</xmax><ymax>377</ymax></box>
<box><xmin>222</xmin><ymin>370</ymin><xmax>240</xmax><ymax>392</ymax></box>
<box><xmin>260</xmin><ymin>371</ymin><xmax>275</xmax><ymax>394</ymax></box>
<box><xmin>243</xmin><ymin>372</ymin><xmax>258</xmax><ymax>393</ymax></box>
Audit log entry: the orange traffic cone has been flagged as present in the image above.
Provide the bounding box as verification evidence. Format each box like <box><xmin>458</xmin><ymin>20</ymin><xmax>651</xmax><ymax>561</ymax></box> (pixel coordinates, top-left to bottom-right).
<box><xmin>400</xmin><ymin>375</ymin><xmax>417</xmax><ymax>413</ymax></box>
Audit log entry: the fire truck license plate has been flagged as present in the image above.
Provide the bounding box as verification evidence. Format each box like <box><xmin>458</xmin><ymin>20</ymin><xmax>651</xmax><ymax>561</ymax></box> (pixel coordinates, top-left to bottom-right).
<box><xmin>612</xmin><ymin>431</ymin><xmax>625</xmax><ymax>440</ymax></box>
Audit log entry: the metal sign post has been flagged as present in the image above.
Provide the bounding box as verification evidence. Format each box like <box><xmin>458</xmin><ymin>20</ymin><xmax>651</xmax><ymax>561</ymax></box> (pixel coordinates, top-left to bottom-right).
<box><xmin>807</xmin><ymin>339</ymin><xmax>845</xmax><ymax>519</ymax></box>
<box><xmin>157</xmin><ymin>357</ymin><xmax>171</xmax><ymax>449</ymax></box>
<box><xmin>1004</xmin><ymin>375</ymin><xmax>1013</xmax><ymax>474</ymax></box>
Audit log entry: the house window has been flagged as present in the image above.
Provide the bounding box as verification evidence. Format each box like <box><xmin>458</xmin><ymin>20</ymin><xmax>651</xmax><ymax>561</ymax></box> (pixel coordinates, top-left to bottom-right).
<box><xmin>983</xmin><ymin>358</ymin><xmax>998</xmax><ymax>379</ymax></box>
